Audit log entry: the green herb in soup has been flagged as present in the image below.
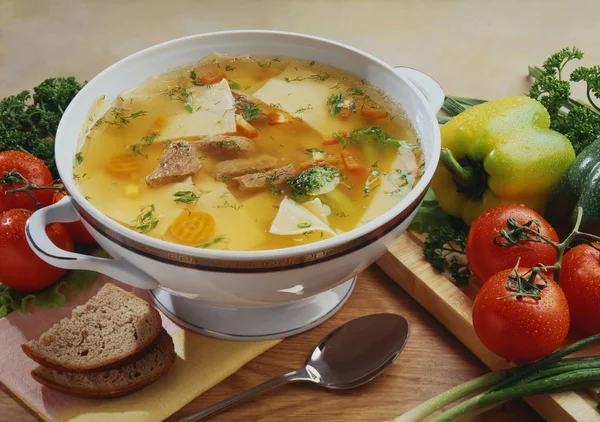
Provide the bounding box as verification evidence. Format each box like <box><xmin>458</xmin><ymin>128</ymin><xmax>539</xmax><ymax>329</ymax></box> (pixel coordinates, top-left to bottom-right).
<box><xmin>74</xmin><ymin>54</ymin><xmax>423</xmax><ymax>251</ymax></box>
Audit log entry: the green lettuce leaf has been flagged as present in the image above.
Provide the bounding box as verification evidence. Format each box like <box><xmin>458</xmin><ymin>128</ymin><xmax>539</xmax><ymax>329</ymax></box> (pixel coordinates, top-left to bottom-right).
<box><xmin>0</xmin><ymin>249</ymin><xmax>107</xmax><ymax>318</ymax></box>
<box><xmin>410</xmin><ymin>189</ymin><xmax>455</xmax><ymax>233</ymax></box>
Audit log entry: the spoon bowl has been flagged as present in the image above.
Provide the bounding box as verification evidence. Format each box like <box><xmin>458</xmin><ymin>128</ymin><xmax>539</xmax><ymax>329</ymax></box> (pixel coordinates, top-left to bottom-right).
<box><xmin>308</xmin><ymin>313</ymin><xmax>409</xmax><ymax>389</ymax></box>
<box><xmin>181</xmin><ymin>313</ymin><xmax>410</xmax><ymax>421</ymax></box>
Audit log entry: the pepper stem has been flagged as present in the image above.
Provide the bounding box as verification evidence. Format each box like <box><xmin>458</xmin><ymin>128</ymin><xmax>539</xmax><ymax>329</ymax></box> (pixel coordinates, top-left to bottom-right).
<box><xmin>439</xmin><ymin>148</ymin><xmax>488</xmax><ymax>200</ymax></box>
<box><xmin>439</xmin><ymin>148</ymin><xmax>477</xmax><ymax>185</ymax></box>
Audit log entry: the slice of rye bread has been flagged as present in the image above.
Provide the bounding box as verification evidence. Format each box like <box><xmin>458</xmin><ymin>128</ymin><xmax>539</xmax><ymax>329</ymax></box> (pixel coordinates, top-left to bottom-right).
<box><xmin>22</xmin><ymin>284</ymin><xmax>162</xmax><ymax>371</ymax></box>
<box><xmin>31</xmin><ymin>329</ymin><xmax>175</xmax><ymax>398</ymax></box>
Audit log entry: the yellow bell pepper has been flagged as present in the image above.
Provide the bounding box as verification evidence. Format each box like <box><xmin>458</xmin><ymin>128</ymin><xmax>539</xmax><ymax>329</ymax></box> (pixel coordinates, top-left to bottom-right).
<box><xmin>432</xmin><ymin>96</ymin><xmax>575</xmax><ymax>224</ymax></box>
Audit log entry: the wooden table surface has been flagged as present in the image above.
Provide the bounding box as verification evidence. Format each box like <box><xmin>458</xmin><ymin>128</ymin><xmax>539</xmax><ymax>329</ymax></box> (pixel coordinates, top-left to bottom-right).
<box><xmin>1</xmin><ymin>267</ymin><xmax>541</xmax><ymax>422</ymax></box>
<box><xmin>1</xmin><ymin>1</ymin><xmax>600</xmax><ymax>421</ymax></box>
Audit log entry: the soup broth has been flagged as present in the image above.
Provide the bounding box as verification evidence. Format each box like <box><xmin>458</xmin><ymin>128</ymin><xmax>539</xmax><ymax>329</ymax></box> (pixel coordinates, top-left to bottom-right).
<box><xmin>74</xmin><ymin>54</ymin><xmax>423</xmax><ymax>251</ymax></box>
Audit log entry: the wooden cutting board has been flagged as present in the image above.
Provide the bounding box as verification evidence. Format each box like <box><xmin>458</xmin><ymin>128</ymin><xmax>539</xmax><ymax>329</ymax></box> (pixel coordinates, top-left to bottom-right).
<box><xmin>377</xmin><ymin>231</ymin><xmax>600</xmax><ymax>422</ymax></box>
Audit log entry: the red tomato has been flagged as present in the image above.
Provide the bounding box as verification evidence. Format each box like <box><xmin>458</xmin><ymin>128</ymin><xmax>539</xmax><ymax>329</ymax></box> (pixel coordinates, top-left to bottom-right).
<box><xmin>560</xmin><ymin>243</ymin><xmax>600</xmax><ymax>335</ymax></box>
<box><xmin>0</xmin><ymin>209</ymin><xmax>74</xmax><ymax>292</ymax></box>
<box><xmin>467</xmin><ymin>204</ymin><xmax>558</xmax><ymax>283</ymax></box>
<box><xmin>0</xmin><ymin>151</ymin><xmax>54</xmax><ymax>213</ymax></box>
<box><xmin>473</xmin><ymin>268</ymin><xmax>569</xmax><ymax>363</ymax></box>
<box><xmin>52</xmin><ymin>190</ymin><xmax>96</xmax><ymax>245</ymax></box>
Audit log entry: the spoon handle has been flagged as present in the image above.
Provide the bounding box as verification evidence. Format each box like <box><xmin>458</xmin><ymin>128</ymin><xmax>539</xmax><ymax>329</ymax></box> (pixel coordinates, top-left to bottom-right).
<box><xmin>179</xmin><ymin>367</ymin><xmax>313</xmax><ymax>421</ymax></box>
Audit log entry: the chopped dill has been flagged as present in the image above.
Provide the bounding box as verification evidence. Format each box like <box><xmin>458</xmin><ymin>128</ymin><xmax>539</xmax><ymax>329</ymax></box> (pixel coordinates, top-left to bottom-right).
<box><xmin>309</xmin><ymin>73</ymin><xmax>330</xmax><ymax>82</ymax></box>
<box><xmin>284</xmin><ymin>76</ymin><xmax>306</xmax><ymax>83</ymax></box>
<box><xmin>228</xmin><ymin>80</ymin><xmax>241</xmax><ymax>90</ymax></box>
<box><xmin>214</xmin><ymin>200</ymin><xmax>242</xmax><ymax>210</ymax></box>
<box><xmin>96</xmin><ymin>108</ymin><xmax>147</xmax><ymax>128</ymax></box>
<box><xmin>132</xmin><ymin>204</ymin><xmax>159</xmax><ymax>233</ymax></box>
<box><xmin>173</xmin><ymin>191</ymin><xmax>201</xmax><ymax>204</ymax></box>
<box><xmin>142</xmin><ymin>131</ymin><xmax>158</xmax><ymax>145</ymax></box>
<box><xmin>197</xmin><ymin>234</ymin><xmax>227</xmax><ymax>249</ymax></box>
<box><xmin>295</xmin><ymin>104</ymin><xmax>313</xmax><ymax>114</ymax></box>
<box><xmin>327</xmin><ymin>93</ymin><xmax>344</xmax><ymax>116</ymax></box>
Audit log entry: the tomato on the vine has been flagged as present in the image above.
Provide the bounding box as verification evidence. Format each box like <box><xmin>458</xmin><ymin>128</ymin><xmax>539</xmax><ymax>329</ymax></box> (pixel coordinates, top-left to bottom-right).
<box><xmin>52</xmin><ymin>189</ymin><xmax>96</xmax><ymax>245</ymax></box>
<box><xmin>0</xmin><ymin>151</ymin><xmax>54</xmax><ymax>213</ymax></box>
<box><xmin>0</xmin><ymin>209</ymin><xmax>74</xmax><ymax>292</ymax></box>
<box><xmin>560</xmin><ymin>243</ymin><xmax>600</xmax><ymax>335</ymax></box>
<box><xmin>472</xmin><ymin>267</ymin><xmax>569</xmax><ymax>363</ymax></box>
<box><xmin>467</xmin><ymin>204</ymin><xmax>558</xmax><ymax>283</ymax></box>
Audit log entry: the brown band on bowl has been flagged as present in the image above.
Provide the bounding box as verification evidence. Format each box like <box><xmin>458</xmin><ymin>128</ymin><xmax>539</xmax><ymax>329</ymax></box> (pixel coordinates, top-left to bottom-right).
<box><xmin>75</xmin><ymin>189</ymin><xmax>426</xmax><ymax>273</ymax></box>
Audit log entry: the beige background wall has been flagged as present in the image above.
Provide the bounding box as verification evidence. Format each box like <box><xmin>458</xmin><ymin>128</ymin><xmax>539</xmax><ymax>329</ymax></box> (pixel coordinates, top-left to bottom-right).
<box><xmin>1</xmin><ymin>0</ymin><xmax>599</xmax><ymax>101</ymax></box>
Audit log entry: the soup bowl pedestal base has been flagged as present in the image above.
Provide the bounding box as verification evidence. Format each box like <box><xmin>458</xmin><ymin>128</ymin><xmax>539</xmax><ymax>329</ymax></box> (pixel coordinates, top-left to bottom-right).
<box><xmin>148</xmin><ymin>277</ymin><xmax>356</xmax><ymax>341</ymax></box>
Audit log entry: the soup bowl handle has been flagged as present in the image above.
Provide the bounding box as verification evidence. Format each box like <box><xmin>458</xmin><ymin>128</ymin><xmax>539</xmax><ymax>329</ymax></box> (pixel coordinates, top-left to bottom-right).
<box><xmin>393</xmin><ymin>67</ymin><xmax>444</xmax><ymax>113</ymax></box>
<box><xmin>25</xmin><ymin>196</ymin><xmax>159</xmax><ymax>290</ymax></box>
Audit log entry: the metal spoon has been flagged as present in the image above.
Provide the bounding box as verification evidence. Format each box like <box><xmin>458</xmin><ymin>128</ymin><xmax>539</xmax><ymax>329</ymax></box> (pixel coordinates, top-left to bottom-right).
<box><xmin>180</xmin><ymin>313</ymin><xmax>410</xmax><ymax>421</ymax></box>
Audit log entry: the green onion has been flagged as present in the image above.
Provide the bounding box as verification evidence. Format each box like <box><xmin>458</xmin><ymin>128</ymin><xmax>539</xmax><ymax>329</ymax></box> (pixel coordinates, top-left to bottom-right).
<box><xmin>395</xmin><ymin>333</ymin><xmax>600</xmax><ymax>422</ymax></box>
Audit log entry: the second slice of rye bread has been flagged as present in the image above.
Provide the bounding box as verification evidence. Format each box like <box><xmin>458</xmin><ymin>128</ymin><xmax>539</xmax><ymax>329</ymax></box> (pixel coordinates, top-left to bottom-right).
<box><xmin>22</xmin><ymin>284</ymin><xmax>162</xmax><ymax>371</ymax></box>
<box><xmin>31</xmin><ymin>329</ymin><xmax>176</xmax><ymax>398</ymax></box>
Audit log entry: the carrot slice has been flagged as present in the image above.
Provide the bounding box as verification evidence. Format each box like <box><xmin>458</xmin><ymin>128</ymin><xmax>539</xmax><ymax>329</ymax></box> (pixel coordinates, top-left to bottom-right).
<box><xmin>341</xmin><ymin>150</ymin><xmax>367</xmax><ymax>175</ymax></box>
<box><xmin>107</xmin><ymin>154</ymin><xmax>142</xmax><ymax>179</ymax></box>
<box><xmin>360</xmin><ymin>108</ymin><xmax>388</xmax><ymax>119</ymax></box>
<box><xmin>198</xmin><ymin>65</ymin><xmax>225</xmax><ymax>85</ymax></box>
<box><xmin>267</xmin><ymin>111</ymin><xmax>291</xmax><ymax>125</ymax></box>
<box><xmin>170</xmin><ymin>211</ymin><xmax>215</xmax><ymax>245</ymax></box>
<box><xmin>154</xmin><ymin>116</ymin><xmax>168</xmax><ymax>128</ymax></box>
<box><xmin>336</xmin><ymin>107</ymin><xmax>352</xmax><ymax>120</ymax></box>
<box><xmin>322</xmin><ymin>131</ymin><xmax>348</xmax><ymax>145</ymax></box>
<box><xmin>300</xmin><ymin>156</ymin><xmax>340</xmax><ymax>170</ymax></box>
<box><xmin>235</xmin><ymin>115</ymin><xmax>259</xmax><ymax>138</ymax></box>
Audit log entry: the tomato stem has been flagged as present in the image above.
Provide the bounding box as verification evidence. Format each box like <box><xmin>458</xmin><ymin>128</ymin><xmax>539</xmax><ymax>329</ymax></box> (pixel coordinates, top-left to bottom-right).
<box><xmin>1</xmin><ymin>169</ymin><xmax>64</xmax><ymax>210</ymax></box>
<box><xmin>494</xmin><ymin>207</ymin><xmax>600</xmax><ymax>283</ymax></box>
<box><xmin>501</xmin><ymin>260</ymin><xmax>550</xmax><ymax>299</ymax></box>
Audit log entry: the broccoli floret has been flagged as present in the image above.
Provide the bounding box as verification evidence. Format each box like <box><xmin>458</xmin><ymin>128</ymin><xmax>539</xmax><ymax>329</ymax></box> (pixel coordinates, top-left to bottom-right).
<box><xmin>349</xmin><ymin>126</ymin><xmax>400</xmax><ymax>147</ymax></box>
<box><xmin>289</xmin><ymin>165</ymin><xmax>340</xmax><ymax>198</ymax></box>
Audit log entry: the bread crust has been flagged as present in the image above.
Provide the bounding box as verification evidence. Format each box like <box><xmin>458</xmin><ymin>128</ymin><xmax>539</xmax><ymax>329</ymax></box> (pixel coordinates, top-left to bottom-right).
<box><xmin>30</xmin><ymin>330</ymin><xmax>175</xmax><ymax>399</ymax></box>
<box><xmin>21</xmin><ymin>284</ymin><xmax>163</xmax><ymax>372</ymax></box>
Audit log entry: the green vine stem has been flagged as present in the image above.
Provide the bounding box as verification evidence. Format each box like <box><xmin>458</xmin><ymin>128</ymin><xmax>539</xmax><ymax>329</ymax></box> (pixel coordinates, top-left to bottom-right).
<box><xmin>1</xmin><ymin>169</ymin><xmax>64</xmax><ymax>210</ymax></box>
<box><xmin>494</xmin><ymin>206</ymin><xmax>600</xmax><ymax>282</ymax></box>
